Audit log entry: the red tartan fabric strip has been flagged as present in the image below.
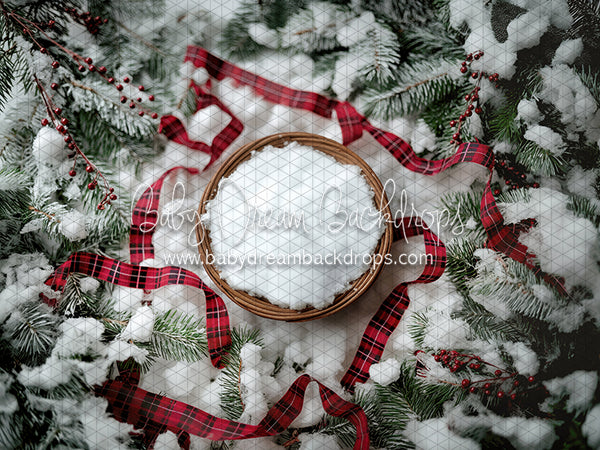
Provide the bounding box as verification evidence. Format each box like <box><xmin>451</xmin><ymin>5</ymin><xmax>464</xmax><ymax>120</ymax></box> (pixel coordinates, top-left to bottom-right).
<box><xmin>158</xmin><ymin>81</ymin><xmax>243</xmax><ymax>170</ymax></box>
<box><xmin>130</xmin><ymin>166</ymin><xmax>199</xmax><ymax>265</ymax></box>
<box><xmin>180</xmin><ymin>45</ymin><xmax>566</xmax><ymax>295</ymax></box>
<box><xmin>340</xmin><ymin>217</ymin><xmax>446</xmax><ymax>390</ymax></box>
<box><xmin>96</xmin><ymin>374</ymin><xmax>369</xmax><ymax>449</ymax></box>
<box><xmin>43</xmin><ymin>252</ymin><xmax>230</xmax><ymax>369</ymax></box>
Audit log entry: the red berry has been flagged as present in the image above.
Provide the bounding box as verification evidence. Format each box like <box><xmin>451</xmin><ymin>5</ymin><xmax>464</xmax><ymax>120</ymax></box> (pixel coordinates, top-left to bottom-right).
<box><xmin>54</xmin><ymin>107</ymin><xmax>62</xmax><ymax>115</ymax></box>
<box><xmin>513</xmin><ymin>380</ymin><xmax>520</xmax><ymax>387</ymax></box>
<box><xmin>475</xmin><ymin>107</ymin><xmax>482</xmax><ymax>114</ymax></box>
<box><xmin>440</xmin><ymin>350</ymin><xmax>446</xmax><ymax>355</ymax></box>
<box><xmin>468</xmin><ymin>104</ymin><xmax>474</xmax><ymax>110</ymax></box>
<box><xmin>469</xmin><ymin>386</ymin><xmax>477</xmax><ymax>393</ymax></box>
<box><xmin>129</xmin><ymin>102</ymin><xmax>135</xmax><ymax>109</ymax></box>
<box><xmin>64</xmin><ymin>136</ymin><xmax>72</xmax><ymax>143</ymax></box>
<box><xmin>78</xmin><ymin>64</ymin><xmax>85</xmax><ymax>72</ymax></box>
<box><xmin>138</xmin><ymin>85</ymin><xmax>145</xmax><ymax>91</ymax></box>
<box><xmin>40</xmin><ymin>47</ymin><xmax>48</xmax><ymax>54</ymax></box>
<box><xmin>484</xmin><ymin>390</ymin><xmax>491</xmax><ymax>395</ymax></box>
<box><xmin>84</xmin><ymin>57</ymin><xmax>93</xmax><ymax>64</ymax></box>
<box><xmin>464</xmin><ymin>94</ymin><xmax>471</xmax><ymax>101</ymax></box>
<box><xmin>484</xmin><ymin>383</ymin><xmax>491</xmax><ymax>389</ymax></box>
<box><xmin>460</xmin><ymin>66</ymin><xmax>468</xmax><ymax>74</ymax></box>
<box><xmin>151</xmin><ymin>112</ymin><xmax>158</xmax><ymax>119</ymax></box>
<box><xmin>528</xmin><ymin>376</ymin><xmax>535</xmax><ymax>383</ymax></box>
<box><xmin>148</xmin><ymin>95</ymin><xmax>155</xmax><ymax>101</ymax></box>
<box><xmin>471</xmin><ymin>72</ymin><xmax>478</xmax><ymax>79</ymax></box>
<box><xmin>452</xmin><ymin>133</ymin><xmax>460</xmax><ymax>140</ymax></box>
<box><xmin>473</xmin><ymin>364</ymin><xmax>481</xmax><ymax>370</ymax></box>
<box><xmin>88</xmin><ymin>182</ymin><xmax>96</xmax><ymax>190</ymax></box>
<box><xmin>493</xmin><ymin>189</ymin><xmax>500</xmax><ymax>195</ymax></box>
<box><xmin>461</xmin><ymin>61</ymin><xmax>467</xmax><ymax>66</ymax></box>
<box><xmin>510</xmin><ymin>393</ymin><xmax>517</xmax><ymax>400</ymax></box>
<box><xmin>69</xmin><ymin>169</ymin><xmax>76</xmax><ymax>177</ymax></box>
<box><xmin>479</xmin><ymin>51</ymin><xmax>484</xmax><ymax>56</ymax></box>
<box><xmin>68</xmin><ymin>142</ymin><xmax>75</xmax><ymax>150</ymax></box>
<box><xmin>98</xmin><ymin>66</ymin><xmax>107</xmax><ymax>74</ymax></box>
<box><xmin>88</xmin><ymin>65</ymin><xmax>96</xmax><ymax>72</ymax></box>
<box><xmin>489</xmin><ymin>75</ymin><xmax>495</xmax><ymax>81</ymax></box>
<box><xmin>41</xmin><ymin>118</ymin><xmax>49</xmax><ymax>126</ymax></box>
<box><xmin>461</xmin><ymin>379</ymin><xmax>470</xmax><ymax>388</ymax></box>
<box><xmin>495</xmin><ymin>370</ymin><xmax>502</xmax><ymax>376</ymax></box>
<box><xmin>51</xmin><ymin>83</ymin><xmax>59</xmax><ymax>90</ymax></box>
<box><xmin>97</xmin><ymin>204</ymin><xmax>104</xmax><ymax>210</ymax></box>
<box><xmin>466</xmin><ymin>110</ymin><xmax>472</xmax><ymax>117</ymax></box>
<box><xmin>532</xmin><ymin>182</ymin><xmax>540</xmax><ymax>188</ymax></box>
<box><xmin>85</xmin><ymin>165</ymin><xmax>94</xmax><ymax>173</ymax></box>
<box><xmin>56</xmin><ymin>125</ymin><xmax>65</xmax><ymax>133</ymax></box>
<box><xmin>505</xmin><ymin>180</ymin><xmax>512</xmax><ymax>185</ymax></box>
<box><xmin>450</xmin><ymin>120</ymin><xmax>457</xmax><ymax>127</ymax></box>
<box><xmin>116</xmin><ymin>84</ymin><xmax>123</xmax><ymax>91</ymax></box>
<box><xmin>497</xmin><ymin>391</ymin><xmax>505</xmax><ymax>398</ymax></box>
<box><xmin>434</xmin><ymin>355</ymin><xmax>441</xmax><ymax>362</ymax></box>
<box><xmin>108</xmin><ymin>77</ymin><xmax>115</xmax><ymax>84</ymax></box>
<box><xmin>51</xmin><ymin>61</ymin><xmax>59</xmax><ymax>69</ymax></box>
<box><xmin>138</xmin><ymin>111</ymin><xmax>144</xmax><ymax>116</ymax></box>
<box><xmin>48</xmin><ymin>20</ymin><xmax>55</xmax><ymax>27</ymax></box>
<box><xmin>110</xmin><ymin>194</ymin><xmax>117</xmax><ymax>200</ymax></box>
<box><xmin>466</xmin><ymin>53</ymin><xmax>473</xmax><ymax>61</ymax></box>
<box><xmin>109</xmin><ymin>187</ymin><xmax>114</xmax><ymax>192</ymax></box>
<box><xmin>123</xmin><ymin>76</ymin><xmax>130</xmax><ymax>83</ymax></box>
<box><xmin>60</xmin><ymin>118</ymin><xmax>69</xmax><ymax>125</ymax></box>
<box><xmin>120</xmin><ymin>96</ymin><xmax>127</xmax><ymax>103</ymax></box>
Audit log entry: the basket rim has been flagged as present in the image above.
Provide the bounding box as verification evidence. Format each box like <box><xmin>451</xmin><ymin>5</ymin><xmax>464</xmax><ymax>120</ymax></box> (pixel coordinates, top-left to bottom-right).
<box><xmin>196</xmin><ymin>132</ymin><xmax>393</xmax><ymax>322</ymax></box>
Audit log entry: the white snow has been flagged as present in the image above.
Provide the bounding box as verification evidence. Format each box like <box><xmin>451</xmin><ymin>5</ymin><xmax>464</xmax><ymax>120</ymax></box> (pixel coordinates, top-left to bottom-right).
<box><xmin>18</xmin><ymin>355</ymin><xmax>74</xmax><ymax>389</ymax></box>
<box><xmin>516</xmin><ymin>99</ymin><xmax>541</xmax><ymax>124</ymax></box>
<box><xmin>32</xmin><ymin>127</ymin><xmax>67</xmax><ymax>166</ymax></box>
<box><xmin>491</xmin><ymin>416</ymin><xmax>556</xmax><ymax>449</ymax></box>
<box><xmin>54</xmin><ymin>317</ymin><xmax>104</xmax><ymax>358</ymax></box>
<box><xmin>59</xmin><ymin>210</ymin><xmax>88</xmax><ymax>241</ymax></box>
<box><xmin>369</xmin><ymin>357</ymin><xmax>401</xmax><ymax>385</ymax></box>
<box><xmin>552</xmin><ymin>38</ymin><xmax>583</xmax><ymax>66</ymax></box>
<box><xmin>299</xmin><ymin>432</ymin><xmax>341</xmax><ymax>450</ymax></box>
<box><xmin>248</xmin><ymin>23</ymin><xmax>279</xmax><ymax>48</ymax></box>
<box><xmin>120</xmin><ymin>305</ymin><xmax>155</xmax><ymax>342</ymax></box>
<box><xmin>503</xmin><ymin>341</ymin><xmax>539</xmax><ymax>376</ymax></box>
<box><xmin>498</xmin><ymin>188</ymin><xmax>599</xmax><ymax>289</ymax></box>
<box><xmin>203</xmin><ymin>141</ymin><xmax>384</xmax><ymax>310</ymax></box>
<box><xmin>544</xmin><ymin>371</ymin><xmax>598</xmax><ymax>413</ymax></box>
<box><xmin>523</xmin><ymin>125</ymin><xmax>565</xmax><ymax>156</ymax></box>
<box><xmin>404</xmin><ymin>418</ymin><xmax>480</xmax><ymax>450</ymax></box>
<box><xmin>79</xmin><ymin>277</ymin><xmax>100</xmax><ymax>293</ymax></box>
<box><xmin>582</xmin><ymin>404</ymin><xmax>600</xmax><ymax>448</ymax></box>
<box><xmin>80</xmin><ymin>397</ymin><xmax>134</xmax><ymax>450</ymax></box>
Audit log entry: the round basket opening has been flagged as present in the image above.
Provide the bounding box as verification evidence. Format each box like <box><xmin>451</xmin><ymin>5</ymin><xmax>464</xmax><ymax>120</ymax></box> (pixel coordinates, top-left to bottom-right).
<box><xmin>196</xmin><ymin>132</ymin><xmax>393</xmax><ymax>322</ymax></box>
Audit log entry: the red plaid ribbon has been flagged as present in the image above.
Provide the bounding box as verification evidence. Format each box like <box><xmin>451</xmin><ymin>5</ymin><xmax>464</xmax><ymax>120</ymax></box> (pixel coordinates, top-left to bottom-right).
<box><xmin>158</xmin><ymin>82</ymin><xmax>243</xmax><ymax>170</ymax></box>
<box><xmin>341</xmin><ymin>216</ymin><xmax>446</xmax><ymax>390</ymax></box>
<box><xmin>98</xmin><ymin>374</ymin><xmax>367</xmax><ymax>449</ymax></box>
<box><xmin>43</xmin><ymin>46</ymin><xmax>571</xmax><ymax>447</ymax></box>
<box><xmin>130</xmin><ymin>166</ymin><xmax>199</xmax><ymax>265</ymax></box>
<box><xmin>175</xmin><ymin>46</ymin><xmax>566</xmax><ymax>295</ymax></box>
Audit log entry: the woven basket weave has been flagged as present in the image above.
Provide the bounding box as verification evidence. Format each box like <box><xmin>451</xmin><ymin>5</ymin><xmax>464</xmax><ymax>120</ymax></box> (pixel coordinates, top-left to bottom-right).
<box><xmin>196</xmin><ymin>132</ymin><xmax>393</xmax><ymax>321</ymax></box>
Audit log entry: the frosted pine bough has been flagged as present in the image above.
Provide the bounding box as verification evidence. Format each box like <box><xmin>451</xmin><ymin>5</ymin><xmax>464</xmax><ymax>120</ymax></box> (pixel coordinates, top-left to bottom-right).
<box><xmin>202</xmin><ymin>142</ymin><xmax>385</xmax><ymax>310</ymax></box>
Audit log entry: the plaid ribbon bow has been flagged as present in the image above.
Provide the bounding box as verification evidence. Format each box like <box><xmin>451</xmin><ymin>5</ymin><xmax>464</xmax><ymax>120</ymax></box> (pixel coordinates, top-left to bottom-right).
<box><xmin>43</xmin><ymin>46</ymin><xmax>569</xmax><ymax>448</ymax></box>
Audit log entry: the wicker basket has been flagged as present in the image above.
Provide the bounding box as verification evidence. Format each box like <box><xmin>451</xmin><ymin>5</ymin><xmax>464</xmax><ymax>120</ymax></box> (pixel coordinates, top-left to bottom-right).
<box><xmin>196</xmin><ymin>132</ymin><xmax>393</xmax><ymax>321</ymax></box>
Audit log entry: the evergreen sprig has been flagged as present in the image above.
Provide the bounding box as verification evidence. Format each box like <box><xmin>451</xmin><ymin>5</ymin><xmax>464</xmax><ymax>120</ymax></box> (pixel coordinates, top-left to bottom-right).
<box><xmin>219</xmin><ymin>327</ymin><xmax>263</xmax><ymax>420</ymax></box>
<box><xmin>140</xmin><ymin>309</ymin><xmax>208</xmax><ymax>363</ymax></box>
<box><xmin>363</xmin><ymin>57</ymin><xmax>464</xmax><ymax>119</ymax></box>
